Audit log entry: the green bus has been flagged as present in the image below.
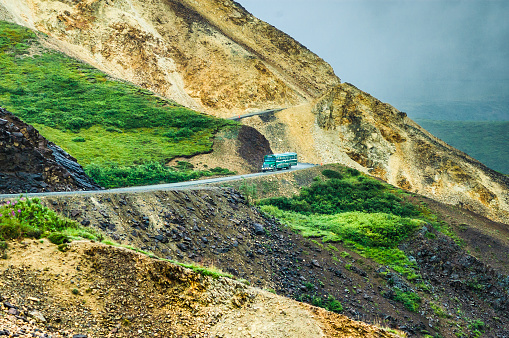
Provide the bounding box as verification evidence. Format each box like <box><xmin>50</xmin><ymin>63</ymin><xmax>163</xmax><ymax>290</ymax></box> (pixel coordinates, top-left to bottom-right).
<box><xmin>261</xmin><ymin>152</ymin><xmax>298</xmax><ymax>172</ymax></box>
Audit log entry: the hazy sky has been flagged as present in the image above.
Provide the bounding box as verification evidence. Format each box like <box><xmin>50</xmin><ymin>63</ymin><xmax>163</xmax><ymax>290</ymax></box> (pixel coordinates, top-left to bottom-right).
<box><xmin>237</xmin><ymin>0</ymin><xmax>509</xmax><ymax>113</ymax></box>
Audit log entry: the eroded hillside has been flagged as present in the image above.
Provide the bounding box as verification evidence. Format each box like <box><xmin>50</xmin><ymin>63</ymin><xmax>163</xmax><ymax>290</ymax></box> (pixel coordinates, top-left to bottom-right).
<box><xmin>0</xmin><ymin>0</ymin><xmax>338</xmax><ymax>118</ymax></box>
<box><xmin>0</xmin><ymin>240</ymin><xmax>397</xmax><ymax>338</ymax></box>
<box><xmin>243</xmin><ymin>84</ymin><xmax>509</xmax><ymax>224</ymax></box>
<box><xmin>17</xmin><ymin>172</ymin><xmax>506</xmax><ymax>337</ymax></box>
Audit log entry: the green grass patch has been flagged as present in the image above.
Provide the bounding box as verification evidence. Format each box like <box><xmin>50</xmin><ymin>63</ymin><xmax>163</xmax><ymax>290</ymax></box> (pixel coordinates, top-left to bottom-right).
<box><xmin>85</xmin><ymin>161</ymin><xmax>235</xmax><ymax>188</ymax></box>
<box><xmin>393</xmin><ymin>290</ymin><xmax>421</xmax><ymax>312</ymax></box>
<box><xmin>257</xmin><ymin>169</ymin><xmax>418</xmax><ymax>217</ymax></box>
<box><xmin>0</xmin><ymin>197</ymin><xmax>102</xmax><ymax>244</ymax></box>
<box><xmin>260</xmin><ymin>205</ymin><xmax>423</xmax><ymax>279</ymax></box>
<box><xmin>0</xmin><ymin>20</ymin><xmax>237</xmax><ymax>187</ymax></box>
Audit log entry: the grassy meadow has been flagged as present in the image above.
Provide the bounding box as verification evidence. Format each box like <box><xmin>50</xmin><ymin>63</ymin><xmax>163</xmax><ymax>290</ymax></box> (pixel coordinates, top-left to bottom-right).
<box><xmin>0</xmin><ymin>20</ymin><xmax>237</xmax><ymax>187</ymax></box>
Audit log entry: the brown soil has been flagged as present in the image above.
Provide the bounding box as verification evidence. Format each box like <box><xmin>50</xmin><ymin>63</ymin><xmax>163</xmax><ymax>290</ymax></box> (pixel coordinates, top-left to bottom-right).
<box><xmin>0</xmin><ymin>240</ymin><xmax>397</xmax><ymax>338</ymax></box>
<box><xmin>168</xmin><ymin>125</ymin><xmax>272</xmax><ymax>174</ymax></box>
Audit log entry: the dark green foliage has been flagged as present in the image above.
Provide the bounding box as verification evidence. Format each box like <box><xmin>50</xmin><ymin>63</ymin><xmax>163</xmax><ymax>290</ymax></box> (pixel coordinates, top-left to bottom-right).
<box><xmin>346</xmin><ymin>167</ymin><xmax>360</xmax><ymax>176</ymax></box>
<box><xmin>393</xmin><ymin>290</ymin><xmax>421</xmax><ymax>312</ymax></box>
<box><xmin>164</xmin><ymin>128</ymin><xmax>195</xmax><ymax>141</ymax></box>
<box><xmin>86</xmin><ymin>161</ymin><xmax>235</xmax><ymax>188</ymax></box>
<box><xmin>258</xmin><ymin>174</ymin><xmax>418</xmax><ymax>217</ymax></box>
<box><xmin>322</xmin><ymin>169</ymin><xmax>343</xmax><ymax>179</ymax></box>
<box><xmin>47</xmin><ymin>232</ymin><xmax>70</xmax><ymax>245</ymax></box>
<box><xmin>302</xmin><ymin>294</ymin><xmax>343</xmax><ymax>313</ymax></box>
<box><xmin>72</xmin><ymin>137</ymin><xmax>86</xmax><ymax>142</ymax></box>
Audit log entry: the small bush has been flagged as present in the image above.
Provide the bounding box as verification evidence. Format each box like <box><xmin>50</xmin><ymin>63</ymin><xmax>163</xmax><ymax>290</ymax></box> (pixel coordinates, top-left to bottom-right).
<box><xmin>394</xmin><ymin>290</ymin><xmax>421</xmax><ymax>312</ymax></box>
<box><xmin>65</xmin><ymin>117</ymin><xmax>92</xmax><ymax>131</ymax></box>
<box><xmin>71</xmin><ymin>288</ymin><xmax>79</xmax><ymax>295</ymax></box>
<box><xmin>322</xmin><ymin>169</ymin><xmax>343</xmax><ymax>179</ymax></box>
<box><xmin>47</xmin><ymin>232</ymin><xmax>70</xmax><ymax>245</ymax></box>
<box><xmin>72</xmin><ymin>137</ymin><xmax>86</xmax><ymax>142</ymax></box>
<box><xmin>346</xmin><ymin>167</ymin><xmax>361</xmax><ymax>176</ymax></box>
<box><xmin>0</xmin><ymin>197</ymin><xmax>100</xmax><ymax>245</ymax></box>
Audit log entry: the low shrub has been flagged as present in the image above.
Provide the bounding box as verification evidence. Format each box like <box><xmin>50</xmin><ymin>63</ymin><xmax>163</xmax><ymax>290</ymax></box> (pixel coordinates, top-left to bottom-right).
<box><xmin>322</xmin><ymin>169</ymin><xmax>343</xmax><ymax>179</ymax></box>
<box><xmin>393</xmin><ymin>290</ymin><xmax>421</xmax><ymax>312</ymax></box>
<box><xmin>0</xmin><ymin>197</ymin><xmax>100</xmax><ymax>244</ymax></box>
<box><xmin>85</xmin><ymin>161</ymin><xmax>235</xmax><ymax>188</ymax></box>
<box><xmin>258</xmin><ymin>174</ymin><xmax>418</xmax><ymax>217</ymax></box>
<box><xmin>47</xmin><ymin>232</ymin><xmax>70</xmax><ymax>245</ymax></box>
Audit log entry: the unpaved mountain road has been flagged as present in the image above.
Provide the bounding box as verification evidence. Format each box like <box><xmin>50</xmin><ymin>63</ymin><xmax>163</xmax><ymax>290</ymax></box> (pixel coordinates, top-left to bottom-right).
<box><xmin>0</xmin><ymin>163</ymin><xmax>316</xmax><ymax>199</ymax></box>
<box><xmin>228</xmin><ymin>108</ymin><xmax>285</xmax><ymax>121</ymax></box>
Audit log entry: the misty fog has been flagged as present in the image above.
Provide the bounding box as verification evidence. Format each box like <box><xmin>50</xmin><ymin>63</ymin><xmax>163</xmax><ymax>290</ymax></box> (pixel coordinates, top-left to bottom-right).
<box><xmin>237</xmin><ymin>0</ymin><xmax>509</xmax><ymax>121</ymax></box>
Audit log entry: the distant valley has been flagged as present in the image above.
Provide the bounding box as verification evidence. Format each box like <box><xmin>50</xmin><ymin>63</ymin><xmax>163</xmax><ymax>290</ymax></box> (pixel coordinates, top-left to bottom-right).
<box><xmin>415</xmin><ymin>119</ymin><xmax>509</xmax><ymax>175</ymax></box>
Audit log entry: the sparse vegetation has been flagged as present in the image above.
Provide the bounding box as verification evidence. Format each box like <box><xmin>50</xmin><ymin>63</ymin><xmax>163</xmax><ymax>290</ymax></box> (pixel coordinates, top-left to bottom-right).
<box><xmin>0</xmin><ymin>197</ymin><xmax>102</xmax><ymax>244</ymax></box>
<box><xmin>393</xmin><ymin>290</ymin><xmax>421</xmax><ymax>312</ymax></box>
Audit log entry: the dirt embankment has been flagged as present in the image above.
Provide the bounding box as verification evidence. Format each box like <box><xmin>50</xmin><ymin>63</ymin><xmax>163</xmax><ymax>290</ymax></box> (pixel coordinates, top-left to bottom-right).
<box><xmin>0</xmin><ymin>240</ymin><xmax>396</xmax><ymax>338</ymax></box>
<box><xmin>23</xmin><ymin>172</ymin><xmax>508</xmax><ymax>337</ymax></box>
<box><xmin>168</xmin><ymin>125</ymin><xmax>273</xmax><ymax>174</ymax></box>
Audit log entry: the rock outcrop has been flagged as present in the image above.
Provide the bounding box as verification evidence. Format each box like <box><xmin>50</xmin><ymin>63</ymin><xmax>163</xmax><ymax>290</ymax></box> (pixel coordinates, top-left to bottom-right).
<box><xmin>244</xmin><ymin>84</ymin><xmax>509</xmax><ymax>224</ymax></box>
<box><xmin>311</xmin><ymin>84</ymin><xmax>509</xmax><ymax>224</ymax></box>
<box><xmin>0</xmin><ymin>107</ymin><xmax>100</xmax><ymax>194</ymax></box>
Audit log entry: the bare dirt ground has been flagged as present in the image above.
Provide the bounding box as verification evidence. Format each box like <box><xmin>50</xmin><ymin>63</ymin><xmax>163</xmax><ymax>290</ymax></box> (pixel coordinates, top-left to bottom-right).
<box><xmin>0</xmin><ymin>240</ymin><xmax>398</xmax><ymax>338</ymax></box>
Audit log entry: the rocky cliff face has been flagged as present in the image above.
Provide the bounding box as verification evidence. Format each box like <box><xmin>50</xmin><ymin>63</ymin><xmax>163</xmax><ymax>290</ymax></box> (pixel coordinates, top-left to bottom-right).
<box><xmin>0</xmin><ymin>107</ymin><xmax>100</xmax><ymax>193</ymax></box>
<box><xmin>0</xmin><ymin>0</ymin><xmax>338</xmax><ymax>118</ymax></box>
<box><xmin>312</xmin><ymin>84</ymin><xmax>509</xmax><ymax>224</ymax></box>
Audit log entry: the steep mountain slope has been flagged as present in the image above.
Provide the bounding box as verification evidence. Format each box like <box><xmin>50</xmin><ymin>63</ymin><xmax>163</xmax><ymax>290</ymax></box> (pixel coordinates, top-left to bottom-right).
<box><xmin>0</xmin><ymin>0</ymin><xmax>507</xmax><ymax>223</ymax></box>
<box><xmin>0</xmin><ymin>0</ymin><xmax>338</xmax><ymax>118</ymax></box>
<box><xmin>0</xmin><ymin>107</ymin><xmax>100</xmax><ymax>193</ymax></box>
<box><xmin>244</xmin><ymin>84</ymin><xmax>509</xmax><ymax>224</ymax></box>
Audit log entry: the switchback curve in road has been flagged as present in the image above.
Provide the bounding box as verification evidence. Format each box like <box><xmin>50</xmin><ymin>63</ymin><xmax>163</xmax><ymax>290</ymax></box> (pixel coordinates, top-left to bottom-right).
<box><xmin>0</xmin><ymin>163</ymin><xmax>316</xmax><ymax>199</ymax></box>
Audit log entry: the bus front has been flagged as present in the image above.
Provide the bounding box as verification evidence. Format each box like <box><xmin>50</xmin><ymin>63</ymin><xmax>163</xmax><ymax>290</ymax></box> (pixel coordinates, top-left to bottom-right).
<box><xmin>262</xmin><ymin>155</ymin><xmax>276</xmax><ymax>172</ymax></box>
